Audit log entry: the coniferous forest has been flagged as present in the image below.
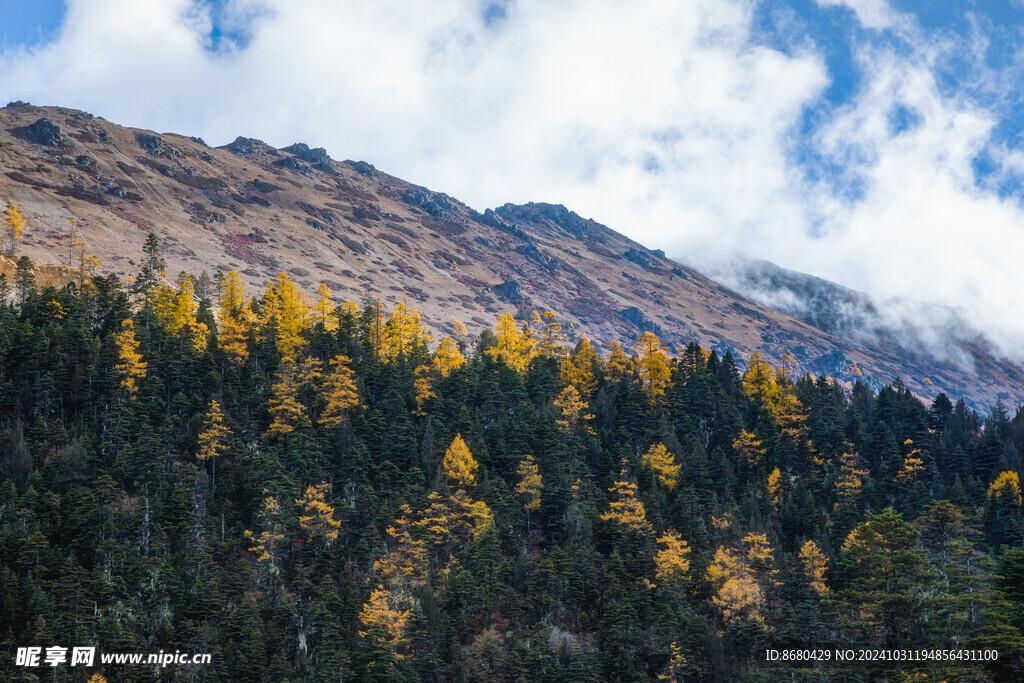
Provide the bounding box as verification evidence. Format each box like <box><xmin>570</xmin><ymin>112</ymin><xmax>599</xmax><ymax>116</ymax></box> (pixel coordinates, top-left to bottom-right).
<box><xmin>3</xmin><ymin>234</ymin><xmax>1024</xmax><ymax>682</ymax></box>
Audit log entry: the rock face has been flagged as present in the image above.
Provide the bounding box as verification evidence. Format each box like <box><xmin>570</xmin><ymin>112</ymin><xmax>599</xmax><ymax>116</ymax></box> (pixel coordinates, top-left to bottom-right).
<box><xmin>347</xmin><ymin>160</ymin><xmax>376</xmax><ymax>176</ymax></box>
<box><xmin>495</xmin><ymin>280</ymin><xmax>523</xmax><ymax>301</ymax></box>
<box><xmin>26</xmin><ymin>118</ymin><xmax>63</xmax><ymax>147</ymax></box>
<box><xmin>404</xmin><ymin>188</ymin><xmax>458</xmax><ymax>220</ymax></box>
<box><xmin>136</xmin><ymin>133</ymin><xmax>163</xmax><ymax>153</ymax></box>
<box><xmin>621</xmin><ymin>306</ymin><xmax>665</xmax><ymax>337</ymax></box>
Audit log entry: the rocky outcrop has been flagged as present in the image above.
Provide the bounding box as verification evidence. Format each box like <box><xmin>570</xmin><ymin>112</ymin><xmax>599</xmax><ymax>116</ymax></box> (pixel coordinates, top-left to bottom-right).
<box><xmin>26</xmin><ymin>118</ymin><xmax>63</xmax><ymax>147</ymax></box>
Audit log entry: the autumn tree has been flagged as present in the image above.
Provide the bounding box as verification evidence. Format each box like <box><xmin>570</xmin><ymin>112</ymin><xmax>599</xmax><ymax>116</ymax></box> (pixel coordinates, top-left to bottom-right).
<box><xmin>561</xmin><ymin>335</ymin><xmax>601</xmax><ymax>395</ymax></box>
<box><xmin>382</xmin><ymin>301</ymin><xmax>431</xmax><ymax>361</ymax></box>
<box><xmin>432</xmin><ymin>337</ymin><xmax>465</xmax><ymax>377</ymax></box>
<box><xmin>767</xmin><ymin>467</ymin><xmax>783</xmax><ymax>508</ymax></box>
<box><xmin>515</xmin><ymin>454</ymin><xmax>543</xmax><ymax>528</ymax></box>
<box><xmin>634</xmin><ymin>331</ymin><xmax>671</xmax><ymax>399</ymax></box>
<box><xmin>553</xmin><ymin>385</ymin><xmax>594</xmax><ymax>436</ymax></box>
<box><xmin>733</xmin><ymin>429</ymin><xmax>765</xmax><ymax>466</ymax></box>
<box><xmin>319</xmin><ymin>355</ymin><xmax>360</xmax><ymax>428</ymax></box>
<box><xmin>297</xmin><ymin>482</ymin><xmax>342</xmax><ymax>545</ymax></box>
<box><xmin>606</xmin><ymin>340</ymin><xmax>632</xmax><ymax>381</ymax></box>
<box><xmin>3</xmin><ymin>204</ymin><xmax>26</xmax><ymax>256</ymax></box>
<box><xmin>263</xmin><ymin>272</ymin><xmax>309</xmax><ymax>362</ymax></box>
<box><xmin>989</xmin><ymin>471</ymin><xmax>1023</xmax><ymax>506</ymax></box>
<box><xmin>197</xmin><ymin>399</ymin><xmax>231</xmax><ymax>494</ymax></box>
<box><xmin>535</xmin><ymin>310</ymin><xmax>566</xmax><ymax>358</ymax></box>
<box><xmin>244</xmin><ymin>493</ymin><xmax>286</xmax><ymax>576</ymax></box>
<box><xmin>487</xmin><ymin>312</ymin><xmax>535</xmax><ymax>373</ymax></box>
<box><xmin>601</xmin><ymin>469</ymin><xmax>653</xmax><ymax>536</ymax></box>
<box><xmin>655</xmin><ymin>531</ymin><xmax>691</xmax><ymax>585</ymax></box>
<box><xmin>442</xmin><ymin>433</ymin><xmax>478</xmax><ymax>489</ymax></box>
<box><xmin>798</xmin><ymin>540</ymin><xmax>829</xmax><ymax>597</ymax></box>
<box><xmin>313</xmin><ymin>282</ymin><xmax>337</xmax><ymax>330</ymax></box>
<box><xmin>413</xmin><ymin>365</ymin><xmax>435</xmax><ymax>416</ymax></box>
<box><xmin>641</xmin><ymin>443</ymin><xmax>681</xmax><ymax>490</ymax></box>
<box><xmin>114</xmin><ymin>318</ymin><xmax>146</xmax><ymax>398</ymax></box>
<box><xmin>267</xmin><ymin>366</ymin><xmax>307</xmax><ymax>437</ymax></box>
<box><xmin>217</xmin><ymin>270</ymin><xmax>250</xmax><ymax>364</ymax></box>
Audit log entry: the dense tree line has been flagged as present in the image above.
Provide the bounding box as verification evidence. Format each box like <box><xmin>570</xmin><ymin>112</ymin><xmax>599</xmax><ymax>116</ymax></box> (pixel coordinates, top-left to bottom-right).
<box><xmin>1</xmin><ymin>235</ymin><xmax>1024</xmax><ymax>681</ymax></box>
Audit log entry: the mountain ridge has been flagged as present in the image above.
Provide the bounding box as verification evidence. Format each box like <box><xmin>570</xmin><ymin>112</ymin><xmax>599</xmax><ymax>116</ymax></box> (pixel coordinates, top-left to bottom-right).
<box><xmin>2</xmin><ymin>102</ymin><xmax>1022</xmax><ymax>409</ymax></box>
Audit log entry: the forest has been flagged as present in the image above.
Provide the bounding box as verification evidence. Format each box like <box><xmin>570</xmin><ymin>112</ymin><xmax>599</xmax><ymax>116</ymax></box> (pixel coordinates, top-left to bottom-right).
<box><xmin>1</xmin><ymin>233</ymin><xmax>1023</xmax><ymax>682</ymax></box>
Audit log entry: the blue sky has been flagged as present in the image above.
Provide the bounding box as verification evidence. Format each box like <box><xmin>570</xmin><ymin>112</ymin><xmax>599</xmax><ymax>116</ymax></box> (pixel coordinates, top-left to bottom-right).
<box><xmin>4</xmin><ymin>0</ymin><xmax>1024</xmax><ymax>353</ymax></box>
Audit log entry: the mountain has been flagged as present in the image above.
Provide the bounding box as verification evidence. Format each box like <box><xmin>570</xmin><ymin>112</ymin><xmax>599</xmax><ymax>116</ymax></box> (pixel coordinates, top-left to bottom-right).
<box><xmin>2</xmin><ymin>102</ymin><xmax>1022</xmax><ymax>409</ymax></box>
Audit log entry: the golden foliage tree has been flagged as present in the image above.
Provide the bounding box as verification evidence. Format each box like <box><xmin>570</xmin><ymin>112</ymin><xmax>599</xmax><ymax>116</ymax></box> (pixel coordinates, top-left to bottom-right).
<box><xmin>487</xmin><ymin>312</ymin><xmax>535</xmax><ymax>373</ymax></box>
<box><xmin>836</xmin><ymin>451</ymin><xmax>869</xmax><ymax>507</ymax></box>
<box><xmin>655</xmin><ymin>530</ymin><xmax>691</xmax><ymax>584</ymax></box>
<box><xmin>373</xmin><ymin>507</ymin><xmax>428</xmax><ymax>590</ymax></box>
<box><xmin>2</xmin><ymin>204</ymin><xmax>26</xmax><ymax>256</ymax></box>
<box><xmin>359</xmin><ymin>585</ymin><xmax>414</xmax><ymax>656</ymax></box>
<box><xmin>264</xmin><ymin>272</ymin><xmax>309</xmax><ymax>362</ymax></box>
<box><xmin>658</xmin><ymin>642</ymin><xmax>686</xmax><ymax>682</ymax></box>
<box><xmin>313</xmin><ymin>282</ymin><xmax>337</xmax><ymax>330</ymax></box>
<box><xmin>767</xmin><ymin>467</ymin><xmax>783</xmax><ymax>508</ymax></box>
<box><xmin>413</xmin><ymin>365</ymin><xmax>435</xmax><ymax>416</ymax></box>
<box><xmin>319</xmin><ymin>355</ymin><xmax>360</xmax><ymax>428</ymax></box>
<box><xmin>244</xmin><ymin>493</ymin><xmax>286</xmax><ymax>571</ymax></box>
<box><xmin>515</xmin><ymin>454</ymin><xmax>543</xmax><ymax>528</ymax></box>
<box><xmin>297</xmin><ymin>482</ymin><xmax>342</xmax><ymax>543</ymax></box>
<box><xmin>634</xmin><ymin>331</ymin><xmax>671</xmax><ymax>399</ymax></box>
<box><xmin>197</xmin><ymin>399</ymin><xmax>231</xmax><ymax>492</ymax></box>
<box><xmin>798</xmin><ymin>539</ymin><xmax>829</xmax><ymax>597</ymax></box>
<box><xmin>707</xmin><ymin>546</ymin><xmax>763</xmax><ymax>624</ymax></box>
<box><xmin>450</xmin><ymin>317</ymin><xmax>469</xmax><ymax>337</ymax></box>
<box><xmin>642</xmin><ymin>443</ymin><xmax>681</xmax><ymax>490</ymax></box>
<box><xmin>441</xmin><ymin>433</ymin><xmax>478</xmax><ymax>489</ymax></box>
<box><xmin>382</xmin><ymin>302</ymin><xmax>431</xmax><ymax>361</ymax></box>
<box><xmin>114</xmin><ymin>318</ymin><xmax>146</xmax><ymax>397</ymax></box>
<box><xmin>733</xmin><ymin>429</ymin><xmax>765</xmax><ymax>466</ymax></box>
<box><xmin>561</xmin><ymin>335</ymin><xmax>601</xmax><ymax>395</ymax></box>
<box><xmin>601</xmin><ymin>470</ymin><xmax>653</xmax><ymax>536</ymax></box>
<box><xmin>606</xmin><ymin>340</ymin><xmax>632</xmax><ymax>381</ymax></box>
<box><xmin>897</xmin><ymin>438</ymin><xmax>926</xmax><ymax>483</ymax></box>
<box><xmin>535</xmin><ymin>310</ymin><xmax>566</xmax><ymax>358</ymax></box>
<box><xmin>267</xmin><ymin>367</ymin><xmax>306</xmax><ymax>437</ymax></box>
<box><xmin>433</xmin><ymin>337</ymin><xmax>465</xmax><ymax>377</ymax></box>
<box><xmin>988</xmin><ymin>470</ymin><xmax>1022</xmax><ymax>505</ymax></box>
<box><xmin>217</xmin><ymin>270</ymin><xmax>251</xmax><ymax>363</ymax></box>
<box><xmin>553</xmin><ymin>385</ymin><xmax>594</xmax><ymax>436</ymax></box>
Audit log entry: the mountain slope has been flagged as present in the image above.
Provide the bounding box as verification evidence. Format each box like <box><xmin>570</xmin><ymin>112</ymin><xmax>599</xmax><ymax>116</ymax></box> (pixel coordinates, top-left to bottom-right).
<box><xmin>1</xmin><ymin>102</ymin><xmax>1021</xmax><ymax>409</ymax></box>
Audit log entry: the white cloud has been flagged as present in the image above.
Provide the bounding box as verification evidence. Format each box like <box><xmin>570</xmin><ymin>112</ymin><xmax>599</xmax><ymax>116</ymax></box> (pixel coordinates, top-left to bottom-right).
<box><xmin>815</xmin><ymin>0</ymin><xmax>901</xmax><ymax>30</ymax></box>
<box><xmin>4</xmin><ymin>0</ymin><xmax>1024</xmax><ymax>358</ymax></box>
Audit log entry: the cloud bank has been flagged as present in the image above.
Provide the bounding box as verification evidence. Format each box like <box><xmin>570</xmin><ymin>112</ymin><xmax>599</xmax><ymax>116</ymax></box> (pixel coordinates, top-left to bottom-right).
<box><xmin>4</xmin><ymin>0</ymin><xmax>1024</xmax><ymax>356</ymax></box>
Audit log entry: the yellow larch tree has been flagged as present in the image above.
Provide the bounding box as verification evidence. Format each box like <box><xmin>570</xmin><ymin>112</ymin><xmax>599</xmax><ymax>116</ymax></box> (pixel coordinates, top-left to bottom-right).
<box><xmin>313</xmin><ymin>283</ymin><xmax>337</xmax><ymax>330</ymax></box>
<box><xmin>835</xmin><ymin>451</ymin><xmax>869</xmax><ymax>507</ymax></box>
<box><xmin>264</xmin><ymin>272</ymin><xmax>309</xmax><ymax>362</ymax></box>
<box><xmin>244</xmin><ymin>493</ymin><xmax>286</xmax><ymax>572</ymax></box>
<box><xmin>733</xmin><ymin>429</ymin><xmax>765</xmax><ymax>466</ymax></box>
<box><xmin>3</xmin><ymin>204</ymin><xmax>26</xmax><ymax>256</ymax></box>
<box><xmin>601</xmin><ymin>470</ymin><xmax>653</xmax><ymax>536</ymax></box>
<box><xmin>441</xmin><ymin>433</ymin><xmax>478</xmax><ymax>489</ymax></box>
<box><xmin>654</xmin><ymin>530</ymin><xmax>691</xmax><ymax>584</ymax></box>
<box><xmin>359</xmin><ymin>585</ymin><xmax>414</xmax><ymax>657</ymax></box>
<box><xmin>535</xmin><ymin>310</ymin><xmax>567</xmax><ymax>358</ymax></box>
<box><xmin>606</xmin><ymin>340</ymin><xmax>632</xmax><ymax>381</ymax></box>
<box><xmin>114</xmin><ymin>318</ymin><xmax>146</xmax><ymax>398</ymax></box>
<box><xmin>707</xmin><ymin>546</ymin><xmax>763</xmax><ymax>624</ymax></box>
<box><xmin>169</xmin><ymin>277</ymin><xmax>209</xmax><ymax>352</ymax></box>
<box><xmin>798</xmin><ymin>539</ymin><xmax>829</xmax><ymax>597</ymax></box>
<box><xmin>217</xmin><ymin>270</ymin><xmax>251</xmax><ymax>364</ymax></box>
<box><xmin>634</xmin><ymin>331</ymin><xmax>671</xmax><ymax>399</ymax></box>
<box><xmin>658</xmin><ymin>642</ymin><xmax>686</xmax><ymax>682</ymax></box>
<box><xmin>560</xmin><ymin>335</ymin><xmax>601</xmax><ymax>396</ymax></box>
<box><xmin>87</xmin><ymin>674</ymin><xmax>109</xmax><ymax>683</ymax></box>
<box><xmin>373</xmin><ymin>506</ymin><xmax>428</xmax><ymax>590</ymax></box>
<box><xmin>553</xmin><ymin>385</ymin><xmax>594</xmax><ymax>436</ymax></box>
<box><xmin>767</xmin><ymin>467</ymin><xmax>783</xmax><ymax>508</ymax></box>
<box><xmin>450</xmin><ymin>317</ymin><xmax>469</xmax><ymax>337</ymax></box>
<box><xmin>487</xmin><ymin>312</ymin><xmax>535</xmax><ymax>373</ymax></box>
<box><xmin>319</xmin><ymin>355</ymin><xmax>360</xmax><ymax>428</ymax></box>
<box><xmin>433</xmin><ymin>337</ymin><xmax>465</xmax><ymax>377</ymax></box>
<box><xmin>641</xmin><ymin>443</ymin><xmax>681</xmax><ymax>490</ymax></box>
<box><xmin>742</xmin><ymin>353</ymin><xmax>780</xmax><ymax>406</ymax></box>
<box><xmin>988</xmin><ymin>471</ymin><xmax>1022</xmax><ymax>505</ymax></box>
<box><xmin>197</xmin><ymin>399</ymin><xmax>231</xmax><ymax>493</ymax></box>
<box><xmin>413</xmin><ymin>365</ymin><xmax>435</xmax><ymax>416</ymax></box>
<box><xmin>296</xmin><ymin>482</ymin><xmax>342</xmax><ymax>543</ymax></box>
<box><xmin>515</xmin><ymin>454</ymin><xmax>543</xmax><ymax>528</ymax></box>
<box><xmin>382</xmin><ymin>302</ymin><xmax>431</xmax><ymax>361</ymax></box>
<box><xmin>267</xmin><ymin>366</ymin><xmax>306</xmax><ymax>437</ymax></box>
<box><xmin>896</xmin><ymin>438</ymin><xmax>926</xmax><ymax>483</ymax></box>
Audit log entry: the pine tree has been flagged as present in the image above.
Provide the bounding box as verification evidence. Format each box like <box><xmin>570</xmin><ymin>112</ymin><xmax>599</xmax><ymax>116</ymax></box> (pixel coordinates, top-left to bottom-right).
<box><xmin>553</xmin><ymin>385</ymin><xmax>594</xmax><ymax>436</ymax></box>
<box><xmin>606</xmin><ymin>340</ymin><xmax>632</xmax><ymax>381</ymax></box>
<box><xmin>515</xmin><ymin>454</ymin><xmax>543</xmax><ymax>527</ymax></box>
<box><xmin>268</xmin><ymin>366</ymin><xmax>306</xmax><ymax>437</ymax></box>
<box><xmin>441</xmin><ymin>433</ymin><xmax>478</xmax><ymax>489</ymax></box>
<box><xmin>798</xmin><ymin>540</ymin><xmax>829</xmax><ymax>597</ymax></box>
<box><xmin>244</xmin><ymin>493</ymin><xmax>286</xmax><ymax>574</ymax></box>
<box><xmin>413</xmin><ymin>365</ymin><xmax>435</xmax><ymax>416</ymax></box>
